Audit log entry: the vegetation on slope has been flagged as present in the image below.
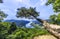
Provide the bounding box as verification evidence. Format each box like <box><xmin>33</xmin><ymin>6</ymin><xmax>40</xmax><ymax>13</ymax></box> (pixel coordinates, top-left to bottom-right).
<box><xmin>0</xmin><ymin>22</ymin><xmax>49</xmax><ymax>39</ymax></box>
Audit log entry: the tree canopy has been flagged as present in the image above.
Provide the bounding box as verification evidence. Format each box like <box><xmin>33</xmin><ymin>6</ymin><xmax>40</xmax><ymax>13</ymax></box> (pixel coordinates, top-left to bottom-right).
<box><xmin>46</xmin><ymin>0</ymin><xmax>60</xmax><ymax>24</ymax></box>
<box><xmin>46</xmin><ymin>0</ymin><xmax>60</xmax><ymax>12</ymax></box>
<box><xmin>0</xmin><ymin>0</ymin><xmax>3</xmax><ymax>3</ymax></box>
<box><xmin>0</xmin><ymin>10</ymin><xmax>7</xmax><ymax>22</ymax></box>
<box><xmin>49</xmin><ymin>13</ymin><xmax>60</xmax><ymax>25</ymax></box>
<box><xmin>16</xmin><ymin>7</ymin><xmax>43</xmax><ymax>23</ymax></box>
<box><xmin>16</xmin><ymin>7</ymin><xmax>39</xmax><ymax>19</ymax></box>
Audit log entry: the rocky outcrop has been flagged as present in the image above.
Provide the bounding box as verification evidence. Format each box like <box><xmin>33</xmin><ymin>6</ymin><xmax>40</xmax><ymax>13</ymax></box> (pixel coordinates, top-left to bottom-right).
<box><xmin>34</xmin><ymin>18</ymin><xmax>60</xmax><ymax>39</ymax></box>
<box><xmin>34</xmin><ymin>35</ymin><xmax>57</xmax><ymax>39</ymax></box>
<box><xmin>43</xmin><ymin>21</ymin><xmax>60</xmax><ymax>39</ymax></box>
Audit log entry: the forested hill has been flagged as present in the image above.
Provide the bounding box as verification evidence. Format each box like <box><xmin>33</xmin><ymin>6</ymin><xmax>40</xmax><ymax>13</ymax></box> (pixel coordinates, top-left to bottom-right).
<box><xmin>4</xmin><ymin>19</ymin><xmax>50</xmax><ymax>27</ymax></box>
<box><xmin>4</xmin><ymin>19</ymin><xmax>30</xmax><ymax>26</ymax></box>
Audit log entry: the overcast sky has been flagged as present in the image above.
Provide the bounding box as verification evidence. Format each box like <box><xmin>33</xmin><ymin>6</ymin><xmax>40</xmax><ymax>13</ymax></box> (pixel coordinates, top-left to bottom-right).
<box><xmin>0</xmin><ymin>0</ymin><xmax>54</xmax><ymax>20</ymax></box>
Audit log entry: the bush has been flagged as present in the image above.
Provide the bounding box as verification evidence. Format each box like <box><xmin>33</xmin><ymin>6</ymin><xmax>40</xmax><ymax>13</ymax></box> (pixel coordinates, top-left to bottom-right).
<box><xmin>0</xmin><ymin>22</ymin><xmax>49</xmax><ymax>39</ymax></box>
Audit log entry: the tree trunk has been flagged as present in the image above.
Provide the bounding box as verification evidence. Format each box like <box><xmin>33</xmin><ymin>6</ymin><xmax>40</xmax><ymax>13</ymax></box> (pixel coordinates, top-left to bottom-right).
<box><xmin>35</xmin><ymin>18</ymin><xmax>60</xmax><ymax>39</ymax></box>
<box><xmin>31</xmin><ymin>14</ymin><xmax>60</xmax><ymax>39</ymax></box>
<box><xmin>43</xmin><ymin>23</ymin><xmax>60</xmax><ymax>39</ymax></box>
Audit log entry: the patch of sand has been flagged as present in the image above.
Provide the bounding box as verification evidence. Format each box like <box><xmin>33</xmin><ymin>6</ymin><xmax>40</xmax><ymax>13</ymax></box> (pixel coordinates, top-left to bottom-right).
<box><xmin>34</xmin><ymin>35</ymin><xmax>57</xmax><ymax>39</ymax></box>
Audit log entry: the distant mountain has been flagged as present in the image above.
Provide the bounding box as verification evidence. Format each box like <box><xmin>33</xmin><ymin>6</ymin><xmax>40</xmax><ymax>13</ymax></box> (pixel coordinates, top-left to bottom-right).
<box><xmin>4</xmin><ymin>19</ymin><xmax>44</xmax><ymax>28</ymax></box>
<box><xmin>4</xmin><ymin>19</ymin><xmax>30</xmax><ymax>27</ymax></box>
<box><xmin>32</xmin><ymin>20</ymin><xmax>43</xmax><ymax>26</ymax></box>
<box><xmin>33</xmin><ymin>21</ymin><xmax>40</xmax><ymax>24</ymax></box>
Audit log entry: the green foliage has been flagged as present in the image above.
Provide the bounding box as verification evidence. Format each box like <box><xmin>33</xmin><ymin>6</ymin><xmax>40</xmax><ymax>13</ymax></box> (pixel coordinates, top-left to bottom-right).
<box><xmin>0</xmin><ymin>22</ymin><xmax>49</xmax><ymax>39</ymax></box>
<box><xmin>0</xmin><ymin>10</ymin><xmax>8</xmax><ymax>22</ymax></box>
<box><xmin>46</xmin><ymin>0</ymin><xmax>60</xmax><ymax>25</ymax></box>
<box><xmin>31</xmin><ymin>23</ymin><xmax>43</xmax><ymax>29</ymax></box>
<box><xmin>0</xmin><ymin>0</ymin><xmax>3</xmax><ymax>3</ymax></box>
<box><xmin>7</xmin><ymin>28</ymin><xmax>49</xmax><ymax>39</ymax></box>
<box><xmin>16</xmin><ymin>7</ymin><xmax>39</xmax><ymax>19</ymax></box>
<box><xmin>16</xmin><ymin>7</ymin><xmax>43</xmax><ymax>24</ymax></box>
<box><xmin>46</xmin><ymin>0</ymin><xmax>60</xmax><ymax>12</ymax></box>
<box><xmin>0</xmin><ymin>22</ymin><xmax>11</xmax><ymax>39</ymax></box>
<box><xmin>8</xmin><ymin>22</ymin><xmax>17</xmax><ymax>34</ymax></box>
<box><xmin>49</xmin><ymin>14</ymin><xmax>57</xmax><ymax>24</ymax></box>
<box><xmin>49</xmin><ymin>13</ymin><xmax>60</xmax><ymax>25</ymax></box>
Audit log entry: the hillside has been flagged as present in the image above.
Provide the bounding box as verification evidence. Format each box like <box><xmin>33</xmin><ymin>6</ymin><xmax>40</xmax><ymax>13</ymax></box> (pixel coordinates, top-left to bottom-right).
<box><xmin>4</xmin><ymin>19</ymin><xmax>30</xmax><ymax>27</ymax></box>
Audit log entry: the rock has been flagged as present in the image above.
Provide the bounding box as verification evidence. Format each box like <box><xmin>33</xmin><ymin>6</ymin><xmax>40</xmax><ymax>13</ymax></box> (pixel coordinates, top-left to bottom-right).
<box><xmin>34</xmin><ymin>35</ymin><xmax>57</xmax><ymax>39</ymax></box>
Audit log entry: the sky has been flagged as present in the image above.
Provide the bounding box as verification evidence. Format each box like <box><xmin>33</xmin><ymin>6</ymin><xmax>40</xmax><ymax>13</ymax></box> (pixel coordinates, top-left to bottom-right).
<box><xmin>0</xmin><ymin>0</ymin><xmax>54</xmax><ymax>21</ymax></box>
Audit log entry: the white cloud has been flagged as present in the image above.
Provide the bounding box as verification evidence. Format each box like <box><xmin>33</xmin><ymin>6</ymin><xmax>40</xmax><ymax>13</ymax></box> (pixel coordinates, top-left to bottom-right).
<box><xmin>13</xmin><ymin>0</ymin><xmax>30</xmax><ymax>5</ymax></box>
<box><xmin>33</xmin><ymin>0</ymin><xmax>41</xmax><ymax>7</ymax></box>
<box><xmin>11</xmin><ymin>0</ymin><xmax>33</xmax><ymax>7</ymax></box>
<box><xmin>15</xmin><ymin>0</ymin><xmax>30</xmax><ymax>3</ymax></box>
<box><xmin>3</xmin><ymin>0</ymin><xmax>47</xmax><ymax>8</ymax></box>
<box><xmin>40</xmin><ymin>0</ymin><xmax>47</xmax><ymax>5</ymax></box>
<box><xmin>1</xmin><ymin>0</ymin><xmax>50</xmax><ymax>20</ymax></box>
<box><xmin>12</xmin><ymin>0</ymin><xmax>42</xmax><ymax>7</ymax></box>
<box><xmin>15</xmin><ymin>0</ymin><xmax>23</xmax><ymax>2</ymax></box>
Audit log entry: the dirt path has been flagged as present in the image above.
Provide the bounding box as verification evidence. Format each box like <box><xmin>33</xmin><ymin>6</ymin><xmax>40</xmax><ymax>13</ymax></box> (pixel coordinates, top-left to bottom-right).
<box><xmin>34</xmin><ymin>35</ymin><xmax>57</xmax><ymax>39</ymax></box>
